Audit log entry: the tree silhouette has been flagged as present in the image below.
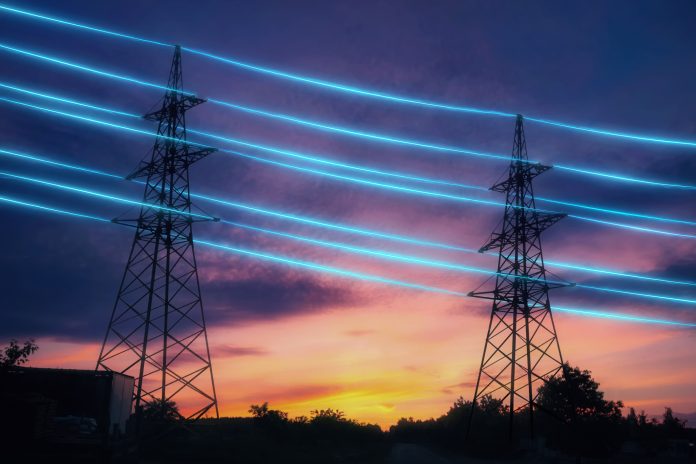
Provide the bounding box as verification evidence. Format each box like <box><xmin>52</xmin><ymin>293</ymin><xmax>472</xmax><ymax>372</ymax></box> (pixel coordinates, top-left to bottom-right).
<box><xmin>536</xmin><ymin>363</ymin><xmax>624</xmax><ymax>456</ymax></box>
<box><xmin>249</xmin><ymin>402</ymin><xmax>289</xmax><ymax>422</ymax></box>
<box><xmin>662</xmin><ymin>407</ymin><xmax>687</xmax><ymax>433</ymax></box>
<box><xmin>142</xmin><ymin>398</ymin><xmax>181</xmax><ymax>421</ymax></box>
<box><xmin>537</xmin><ymin>363</ymin><xmax>623</xmax><ymax>422</ymax></box>
<box><xmin>0</xmin><ymin>339</ymin><xmax>38</xmax><ymax>368</ymax></box>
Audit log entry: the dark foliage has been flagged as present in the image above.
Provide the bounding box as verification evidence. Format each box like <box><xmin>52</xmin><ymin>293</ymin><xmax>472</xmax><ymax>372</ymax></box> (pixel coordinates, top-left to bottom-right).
<box><xmin>139</xmin><ymin>403</ymin><xmax>386</xmax><ymax>463</ymax></box>
<box><xmin>0</xmin><ymin>339</ymin><xmax>38</xmax><ymax>367</ymax></box>
<box><xmin>535</xmin><ymin>364</ymin><xmax>625</xmax><ymax>456</ymax></box>
<box><xmin>389</xmin><ymin>362</ymin><xmax>695</xmax><ymax>460</ymax></box>
<box><xmin>142</xmin><ymin>398</ymin><xmax>182</xmax><ymax>422</ymax></box>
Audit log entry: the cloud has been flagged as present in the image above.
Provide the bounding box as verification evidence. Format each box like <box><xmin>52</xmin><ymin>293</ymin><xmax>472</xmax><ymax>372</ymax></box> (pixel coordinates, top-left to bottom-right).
<box><xmin>215</xmin><ymin>345</ymin><xmax>269</xmax><ymax>357</ymax></box>
<box><xmin>203</xmin><ymin>272</ymin><xmax>361</xmax><ymax>325</ymax></box>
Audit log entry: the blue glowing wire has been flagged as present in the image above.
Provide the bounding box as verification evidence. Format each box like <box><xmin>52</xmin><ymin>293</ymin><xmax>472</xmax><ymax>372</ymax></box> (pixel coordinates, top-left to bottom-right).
<box><xmin>224</xmin><ymin>220</ymin><xmax>569</xmax><ymax>286</ymax></box>
<box><xmin>0</xmin><ymin>4</ymin><xmax>169</xmax><ymax>47</ymax></box>
<box><xmin>186</xmin><ymin>127</ymin><xmax>486</xmax><ymax>190</ymax></box>
<box><xmin>196</xmin><ymin>191</ymin><xmax>696</xmax><ymax>287</ymax></box>
<box><xmin>0</xmin><ymin>190</ymin><xmax>694</xmax><ymax>328</ymax></box>
<box><xmin>219</xmin><ymin>221</ymin><xmax>696</xmax><ymax>306</ymax></box>
<box><xmin>194</xmin><ymin>239</ymin><xmax>468</xmax><ymax>297</ymax></box>
<box><xmin>1</xmin><ymin>3</ymin><xmax>695</xmax><ymax>147</ymax></box>
<box><xmin>0</xmin><ymin>80</ymin><xmax>486</xmax><ymax>191</ymax></box>
<box><xmin>576</xmin><ymin>284</ymin><xmax>696</xmax><ymax>306</ymax></box>
<box><xmin>0</xmin><ymin>145</ymin><xmax>479</xmax><ymax>252</ymax></box>
<box><xmin>0</xmin><ymin>193</ymin><xmax>110</xmax><ymax>222</ymax></box>
<box><xmin>0</xmin><ymin>170</ymin><xmax>213</xmax><ymax>220</ymax></box>
<box><xmin>551</xmin><ymin>306</ymin><xmax>696</xmax><ymax>328</ymax></box>
<box><xmin>5</xmin><ymin>80</ymin><xmax>696</xmax><ymax>229</ymax></box>
<box><xmin>3</xmin><ymin>95</ymin><xmax>696</xmax><ymax>242</ymax></box>
<box><xmin>0</xmin><ymin>43</ymin><xmax>188</xmax><ymax>95</ymax></box>
<box><xmin>0</xmin><ymin>147</ymin><xmax>123</xmax><ymax>179</ymax></box>
<box><xmin>524</xmin><ymin>117</ymin><xmax>696</xmax><ymax>148</ymax></box>
<box><xmin>4</xmin><ymin>163</ymin><xmax>693</xmax><ymax>307</ymax></box>
<box><xmin>544</xmin><ymin>261</ymin><xmax>696</xmax><ymax>288</ymax></box>
<box><xmin>569</xmin><ymin>214</ymin><xmax>696</xmax><ymax>240</ymax></box>
<box><xmin>2</xmin><ymin>45</ymin><xmax>694</xmax><ymax>190</ymax></box>
<box><xmin>0</xmin><ymin>82</ymin><xmax>139</xmax><ymax>118</ymax></box>
<box><xmin>221</xmin><ymin>148</ymin><xmax>696</xmax><ymax>239</ymax></box>
<box><xmin>539</xmin><ymin>197</ymin><xmax>696</xmax><ymax>227</ymax></box>
<box><xmin>194</xmin><ymin>241</ymin><xmax>696</xmax><ymax>328</ymax></box>
<box><xmin>206</xmin><ymin>98</ymin><xmax>512</xmax><ymax>161</ymax></box>
<box><xmin>554</xmin><ymin>165</ymin><xmax>696</xmax><ymax>190</ymax></box>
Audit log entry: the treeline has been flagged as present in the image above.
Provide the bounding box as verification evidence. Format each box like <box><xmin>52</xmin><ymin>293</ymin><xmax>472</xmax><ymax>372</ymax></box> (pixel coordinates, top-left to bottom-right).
<box><xmin>140</xmin><ymin>364</ymin><xmax>693</xmax><ymax>462</ymax></box>
<box><xmin>140</xmin><ymin>402</ymin><xmax>387</xmax><ymax>463</ymax></box>
<box><xmin>391</xmin><ymin>364</ymin><xmax>693</xmax><ymax>458</ymax></box>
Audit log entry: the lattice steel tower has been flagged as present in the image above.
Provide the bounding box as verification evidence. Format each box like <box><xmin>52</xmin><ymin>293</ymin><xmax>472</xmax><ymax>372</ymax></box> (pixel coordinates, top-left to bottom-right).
<box><xmin>467</xmin><ymin>114</ymin><xmax>568</xmax><ymax>440</ymax></box>
<box><xmin>97</xmin><ymin>46</ymin><xmax>218</xmax><ymax>421</ymax></box>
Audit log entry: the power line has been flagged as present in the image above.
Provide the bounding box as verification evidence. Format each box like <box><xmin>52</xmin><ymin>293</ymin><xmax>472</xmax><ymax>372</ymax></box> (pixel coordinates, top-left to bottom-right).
<box><xmin>3</xmin><ymin>146</ymin><xmax>694</xmax><ymax>289</ymax></box>
<box><xmin>7</xmin><ymin>79</ymin><xmax>696</xmax><ymax>229</ymax></box>
<box><xmin>1</xmin><ymin>2</ymin><xmax>695</xmax><ymax>148</ymax></box>
<box><xmin>0</xmin><ymin>191</ymin><xmax>694</xmax><ymax>329</ymax></box>
<box><xmin>1</xmin><ymin>44</ymin><xmax>694</xmax><ymax>191</ymax></box>
<box><xmin>2</xmin><ymin>95</ymin><xmax>695</xmax><ymax>241</ymax></box>
<box><xmin>3</xmin><ymin>166</ymin><xmax>695</xmax><ymax>308</ymax></box>
<box><xmin>4</xmin><ymin>80</ymin><xmax>696</xmax><ymax>232</ymax></box>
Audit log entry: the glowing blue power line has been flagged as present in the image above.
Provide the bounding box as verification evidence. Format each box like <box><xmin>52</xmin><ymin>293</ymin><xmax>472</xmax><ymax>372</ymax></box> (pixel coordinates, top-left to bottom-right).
<box><xmin>553</xmin><ymin>165</ymin><xmax>696</xmax><ymax>190</ymax></box>
<box><xmin>545</xmin><ymin>261</ymin><xmax>696</xmax><ymax>288</ymax></box>
<box><xmin>0</xmin><ymin>82</ymin><xmax>139</xmax><ymax>118</ymax></box>
<box><xmin>0</xmin><ymin>170</ymin><xmax>213</xmax><ymax>220</ymax></box>
<box><xmin>577</xmin><ymin>284</ymin><xmax>696</xmax><ymax>306</ymax></box>
<box><xmin>524</xmin><ymin>117</ymin><xmax>696</xmax><ymax>149</ymax></box>
<box><xmin>0</xmin><ymin>48</ymin><xmax>696</xmax><ymax>197</ymax></box>
<box><xmin>2</xmin><ymin>145</ymin><xmax>696</xmax><ymax>291</ymax></box>
<box><xmin>551</xmin><ymin>306</ymin><xmax>696</xmax><ymax>328</ymax></box>
<box><xmin>0</xmin><ymin>43</ymin><xmax>189</xmax><ymax>96</ymax></box>
<box><xmin>0</xmin><ymin>189</ymin><xmax>694</xmax><ymax>327</ymax></box>
<box><xmin>196</xmin><ymin>238</ymin><xmax>469</xmax><ymax>297</ymax></box>
<box><xmin>4</xmin><ymin>79</ymin><xmax>696</xmax><ymax>229</ymax></box>
<box><xmin>223</xmin><ymin>220</ymin><xmax>570</xmax><ymax>286</ymax></box>
<box><xmin>3</xmin><ymin>95</ymin><xmax>696</xmax><ymax>242</ymax></box>
<box><xmin>221</xmin><ymin>148</ymin><xmax>696</xmax><ymax>239</ymax></box>
<box><xmin>539</xmin><ymin>197</ymin><xmax>696</xmax><ymax>227</ymax></box>
<box><xmin>0</xmin><ymin>4</ymin><xmax>169</xmax><ymax>47</ymax></box>
<box><xmin>206</xmin><ymin>98</ymin><xmax>512</xmax><ymax>161</ymax></box>
<box><xmin>187</xmin><ymin>127</ymin><xmax>486</xmax><ymax>191</ymax></box>
<box><xmin>0</xmin><ymin>80</ymin><xmax>485</xmax><ymax>191</ymax></box>
<box><xmin>0</xmin><ymin>145</ymin><xmax>478</xmax><ymax>252</ymax></box>
<box><xmin>3</xmin><ymin>164</ymin><xmax>693</xmax><ymax>308</ymax></box>
<box><xmin>0</xmin><ymin>147</ymin><xmax>123</xmax><ymax>180</ymax></box>
<box><xmin>1</xmin><ymin>2</ymin><xmax>694</xmax><ymax>148</ymax></box>
<box><xmin>0</xmin><ymin>193</ymin><xmax>110</xmax><ymax>222</ymax></box>
<box><xmin>225</xmin><ymin>221</ymin><xmax>696</xmax><ymax>306</ymax></box>
<box><xmin>0</xmin><ymin>161</ymin><xmax>696</xmax><ymax>304</ymax></box>
<box><xmin>569</xmin><ymin>214</ymin><xmax>696</xmax><ymax>240</ymax></box>
<box><xmin>1</xmin><ymin>45</ymin><xmax>694</xmax><ymax>192</ymax></box>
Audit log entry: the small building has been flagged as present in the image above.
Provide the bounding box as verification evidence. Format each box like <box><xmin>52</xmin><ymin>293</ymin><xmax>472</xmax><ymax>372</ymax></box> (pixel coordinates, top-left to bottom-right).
<box><xmin>0</xmin><ymin>366</ymin><xmax>133</xmax><ymax>459</ymax></box>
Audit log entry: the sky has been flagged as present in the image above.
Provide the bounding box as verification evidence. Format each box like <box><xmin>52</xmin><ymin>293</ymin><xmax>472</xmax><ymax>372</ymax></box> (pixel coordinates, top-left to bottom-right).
<box><xmin>0</xmin><ymin>0</ymin><xmax>695</xmax><ymax>428</ymax></box>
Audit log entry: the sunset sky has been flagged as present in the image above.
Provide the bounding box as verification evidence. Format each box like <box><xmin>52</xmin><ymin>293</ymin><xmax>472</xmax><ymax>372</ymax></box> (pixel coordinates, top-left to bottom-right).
<box><xmin>1</xmin><ymin>1</ymin><xmax>695</xmax><ymax>428</ymax></box>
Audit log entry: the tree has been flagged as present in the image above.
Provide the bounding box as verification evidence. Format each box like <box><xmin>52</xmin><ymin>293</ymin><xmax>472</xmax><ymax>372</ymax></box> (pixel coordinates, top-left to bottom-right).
<box><xmin>536</xmin><ymin>363</ymin><xmax>624</xmax><ymax>456</ymax></box>
<box><xmin>310</xmin><ymin>408</ymin><xmax>347</xmax><ymax>424</ymax></box>
<box><xmin>248</xmin><ymin>402</ymin><xmax>289</xmax><ymax>422</ymax></box>
<box><xmin>142</xmin><ymin>398</ymin><xmax>181</xmax><ymax>421</ymax></box>
<box><xmin>0</xmin><ymin>339</ymin><xmax>38</xmax><ymax>367</ymax></box>
<box><xmin>662</xmin><ymin>407</ymin><xmax>686</xmax><ymax>433</ymax></box>
<box><xmin>537</xmin><ymin>363</ymin><xmax>623</xmax><ymax>423</ymax></box>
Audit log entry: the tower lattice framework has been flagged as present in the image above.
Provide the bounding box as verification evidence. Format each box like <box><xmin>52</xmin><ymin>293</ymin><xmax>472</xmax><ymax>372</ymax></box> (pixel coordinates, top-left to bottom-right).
<box><xmin>97</xmin><ymin>46</ymin><xmax>218</xmax><ymax>420</ymax></box>
<box><xmin>467</xmin><ymin>114</ymin><xmax>568</xmax><ymax>439</ymax></box>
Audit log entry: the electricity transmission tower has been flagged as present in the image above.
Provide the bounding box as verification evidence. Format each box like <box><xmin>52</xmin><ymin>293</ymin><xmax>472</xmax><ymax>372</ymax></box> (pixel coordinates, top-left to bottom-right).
<box><xmin>97</xmin><ymin>46</ymin><xmax>219</xmax><ymax>422</ymax></box>
<box><xmin>467</xmin><ymin>114</ymin><xmax>568</xmax><ymax>441</ymax></box>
